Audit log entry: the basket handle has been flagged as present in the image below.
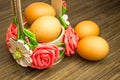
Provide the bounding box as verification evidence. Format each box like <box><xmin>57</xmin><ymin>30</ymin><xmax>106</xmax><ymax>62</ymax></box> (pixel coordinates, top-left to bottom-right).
<box><xmin>11</xmin><ymin>0</ymin><xmax>24</xmax><ymax>31</ymax></box>
<box><xmin>11</xmin><ymin>0</ymin><xmax>62</xmax><ymax>31</ymax></box>
<box><xmin>51</xmin><ymin>0</ymin><xmax>62</xmax><ymax>15</ymax></box>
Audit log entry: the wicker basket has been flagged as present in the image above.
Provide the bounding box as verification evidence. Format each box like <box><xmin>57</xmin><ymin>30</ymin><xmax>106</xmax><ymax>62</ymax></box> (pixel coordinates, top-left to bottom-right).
<box><xmin>6</xmin><ymin>0</ymin><xmax>79</xmax><ymax>69</ymax></box>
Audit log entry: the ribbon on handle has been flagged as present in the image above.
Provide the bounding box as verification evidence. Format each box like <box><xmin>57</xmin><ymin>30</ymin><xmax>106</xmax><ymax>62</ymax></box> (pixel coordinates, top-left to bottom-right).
<box><xmin>11</xmin><ymin>0</ymin><xmax>17</xmax><ymax>16</ymax></box>
<box><xmin>51</xmin><ymin>0</ymin><xmax>62</xmax><ymax>15</ymax></box>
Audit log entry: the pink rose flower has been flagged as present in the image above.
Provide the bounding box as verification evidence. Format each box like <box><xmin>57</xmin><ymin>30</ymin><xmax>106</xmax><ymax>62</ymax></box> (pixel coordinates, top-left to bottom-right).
<box><xmin>63</xmin><ymin>26</ymin><xmax>79</xmax><ymax>56</ymax></box>
<box><xmin>31</xmin><ymin>44</ymin><xmax>59</xmax><ymax>69</ymax></box>
<box><xmin>6</xmin><ymin>23</ymin><xmax>17</xmax><ymax>48</ymax></box>
<box><xmin>62</xmin><ymin>1</ymin><xmax>67</xmax><ymax>8</ymax></box>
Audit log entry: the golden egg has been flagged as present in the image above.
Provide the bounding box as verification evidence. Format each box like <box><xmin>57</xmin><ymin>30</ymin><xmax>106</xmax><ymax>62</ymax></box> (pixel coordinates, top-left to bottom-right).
<box><xmin>30</xmin><ymin>16</ymin><xmax>62</xmax><ymax>43</ymax></box>
<box><xmin>77</xmin><ymin>36</ymin><xmax>109</xmax><ymax>61</ymax></box>
<box><xmin>75</xmin><ymin>20</ymin><xmax>100</xmax><ymax>39</ymax></box>
<box><xmin>24</xmin><ymin>2</ymin><xmax>56</xmax><ymax>24</ymax></box>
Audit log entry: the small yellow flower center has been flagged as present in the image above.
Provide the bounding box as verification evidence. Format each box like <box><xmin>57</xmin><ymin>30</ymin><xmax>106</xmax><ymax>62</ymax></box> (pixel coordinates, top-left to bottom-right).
<box><xmin>13</xmin><ymin>48</ymin><xmax>23</xmax><ymax>59</ymax></box>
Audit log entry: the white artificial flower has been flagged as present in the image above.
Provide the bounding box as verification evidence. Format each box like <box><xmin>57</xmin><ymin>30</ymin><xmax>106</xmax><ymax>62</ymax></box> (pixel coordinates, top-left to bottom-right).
<box><xmin>62</xmin><ymin>14</ymin><xmax>70</xmax><ymax>25</ymax></box>
<box><xmin>9</xmin><ymin>38</ymin><xmax>32</xmax><ymax>67</ymax></box>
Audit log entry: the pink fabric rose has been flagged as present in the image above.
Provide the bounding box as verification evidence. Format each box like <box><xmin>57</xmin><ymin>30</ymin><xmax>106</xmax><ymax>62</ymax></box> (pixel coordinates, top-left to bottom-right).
<box><xmin>62</xmin><ymin>0</ymin><xmax>67</xmax><ymax>8</ymax></box>
<box><xmin>6</xmin><ymin>23</ymin><xmax>17</xmax><ymax>48</ymax></box>
<box><xmin>63</xmin><ymin>26</ymin><xmax>79</xmax><ymax>56</ymax></box>
<box><xmin>31</xmin><ymin>44</ymin><xmax>59</xmax><ymax>69</ymax></box>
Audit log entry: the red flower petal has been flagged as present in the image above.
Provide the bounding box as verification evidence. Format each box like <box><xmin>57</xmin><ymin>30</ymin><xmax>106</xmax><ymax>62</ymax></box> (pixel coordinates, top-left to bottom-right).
<box><xmin>63</xmin><ymin>26</ymin><xmax>79</xmax><ymax>56</ymax></box>
<box><xmin>31</xmin><ymin>44</ymin><xmax>59</xmax><ymax>69</ymax></box>
<box><xmin>6</xmin><ymin>23</ymin><xmax>17</xmax><ymax>49</ymax></box>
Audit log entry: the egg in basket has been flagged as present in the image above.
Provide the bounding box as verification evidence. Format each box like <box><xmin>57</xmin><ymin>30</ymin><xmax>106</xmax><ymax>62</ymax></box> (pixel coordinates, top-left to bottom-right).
<box><xmin>6</xmin><ymin>0</ymin><xmax>79</xmax><ymax>69</ymax></box>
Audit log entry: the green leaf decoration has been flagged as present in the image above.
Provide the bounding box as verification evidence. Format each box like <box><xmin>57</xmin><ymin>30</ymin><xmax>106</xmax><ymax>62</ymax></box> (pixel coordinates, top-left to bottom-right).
<box><xmin>22</xmin><ymin>29</ymin><xmax>38</xmax><ymax>44</ymax></box>
<box><xmin>58</xmin><ymin>14</ymin><xmax>68</xmax><ymax>29</ymax></box>
<box><xmin>57</xmin><ymin>43</ymin><xmax>65</xmax><ymax>47</ymax></box>
<box><xmin>57</xmin><ymin>43</ymin><xmax>65</xmax><ymax>57</ymax></box>
<box><xmin>62</xmin><ymin>6</ymin><xmax>67</xmax><ymax>15</ymax></box>
<box><xmin>27</xmin><ymin>43</ymin><xmax>36</xmax><ymax>50</ymax></box>
<box><xmin>13</xmin><ymin>16</ymin><xmax>20</xmax><ymax>39</ymax></box>
<box><xmin>20</xmin><ymin>34</ymin><xmax>33</xmax><ymax>50</ymax></box>
<box><xmin>17</xmin><ymin>27</ymin><xmax>21</xmax><ymax>39</ymax></box>
<box><xmin>20</xmin><ymin>32</ymin><xmax>26</xmax><ymax>43</ymax></box>
<box><xmin>20</xmin><ymin>35</ymin><xmax>35</xmax><ymax>50</ymax></box>
<box><xmin>13</xmin><ymin>16</ymin><xmax>18</xmax><ymax>25</ymax></box>
<box><xmin>21</xmin><ymin>28</ymin><xmax>38</xmax><ymax>50</ymax></box>
<box><xmin>59</xmin><ymin>50</ymin><xmax>65</xmax><ymax>57</ymax></box>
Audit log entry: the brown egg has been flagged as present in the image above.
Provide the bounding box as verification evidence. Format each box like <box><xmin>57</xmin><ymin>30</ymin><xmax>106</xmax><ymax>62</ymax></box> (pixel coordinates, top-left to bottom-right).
<box><xmin>30</xmin><ymin>16</ymin><xmax>62</xmax><ymax>43</ymax></box>
<box><xmin>75</xmin><ymin>20</ymin><xmax>100</xmax><ymax>39</ymax></box>
<box><xmin>77</xmin><ymin>36</ymin><xmax>109</xmax><ymax>61</ymax></box>
<box><xmin>24</xmin><ymin>2</ymin><xmax>56</xmax><ymax>24</ymax></box>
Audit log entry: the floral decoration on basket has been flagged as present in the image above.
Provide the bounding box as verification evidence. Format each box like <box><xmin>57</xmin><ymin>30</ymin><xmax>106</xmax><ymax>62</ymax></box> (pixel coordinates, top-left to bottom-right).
<box><xmin>6</xmin><ymin>0</ymin><xmax>79</xmax><ymax>69</ymax></box>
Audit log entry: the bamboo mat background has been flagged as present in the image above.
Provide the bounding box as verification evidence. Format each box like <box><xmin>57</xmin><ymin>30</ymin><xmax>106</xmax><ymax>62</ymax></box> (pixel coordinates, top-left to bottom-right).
<box><xmin>0</xmin><ymin>0</ymin><xmax>120</xmax><ymax>80</ymax></box>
